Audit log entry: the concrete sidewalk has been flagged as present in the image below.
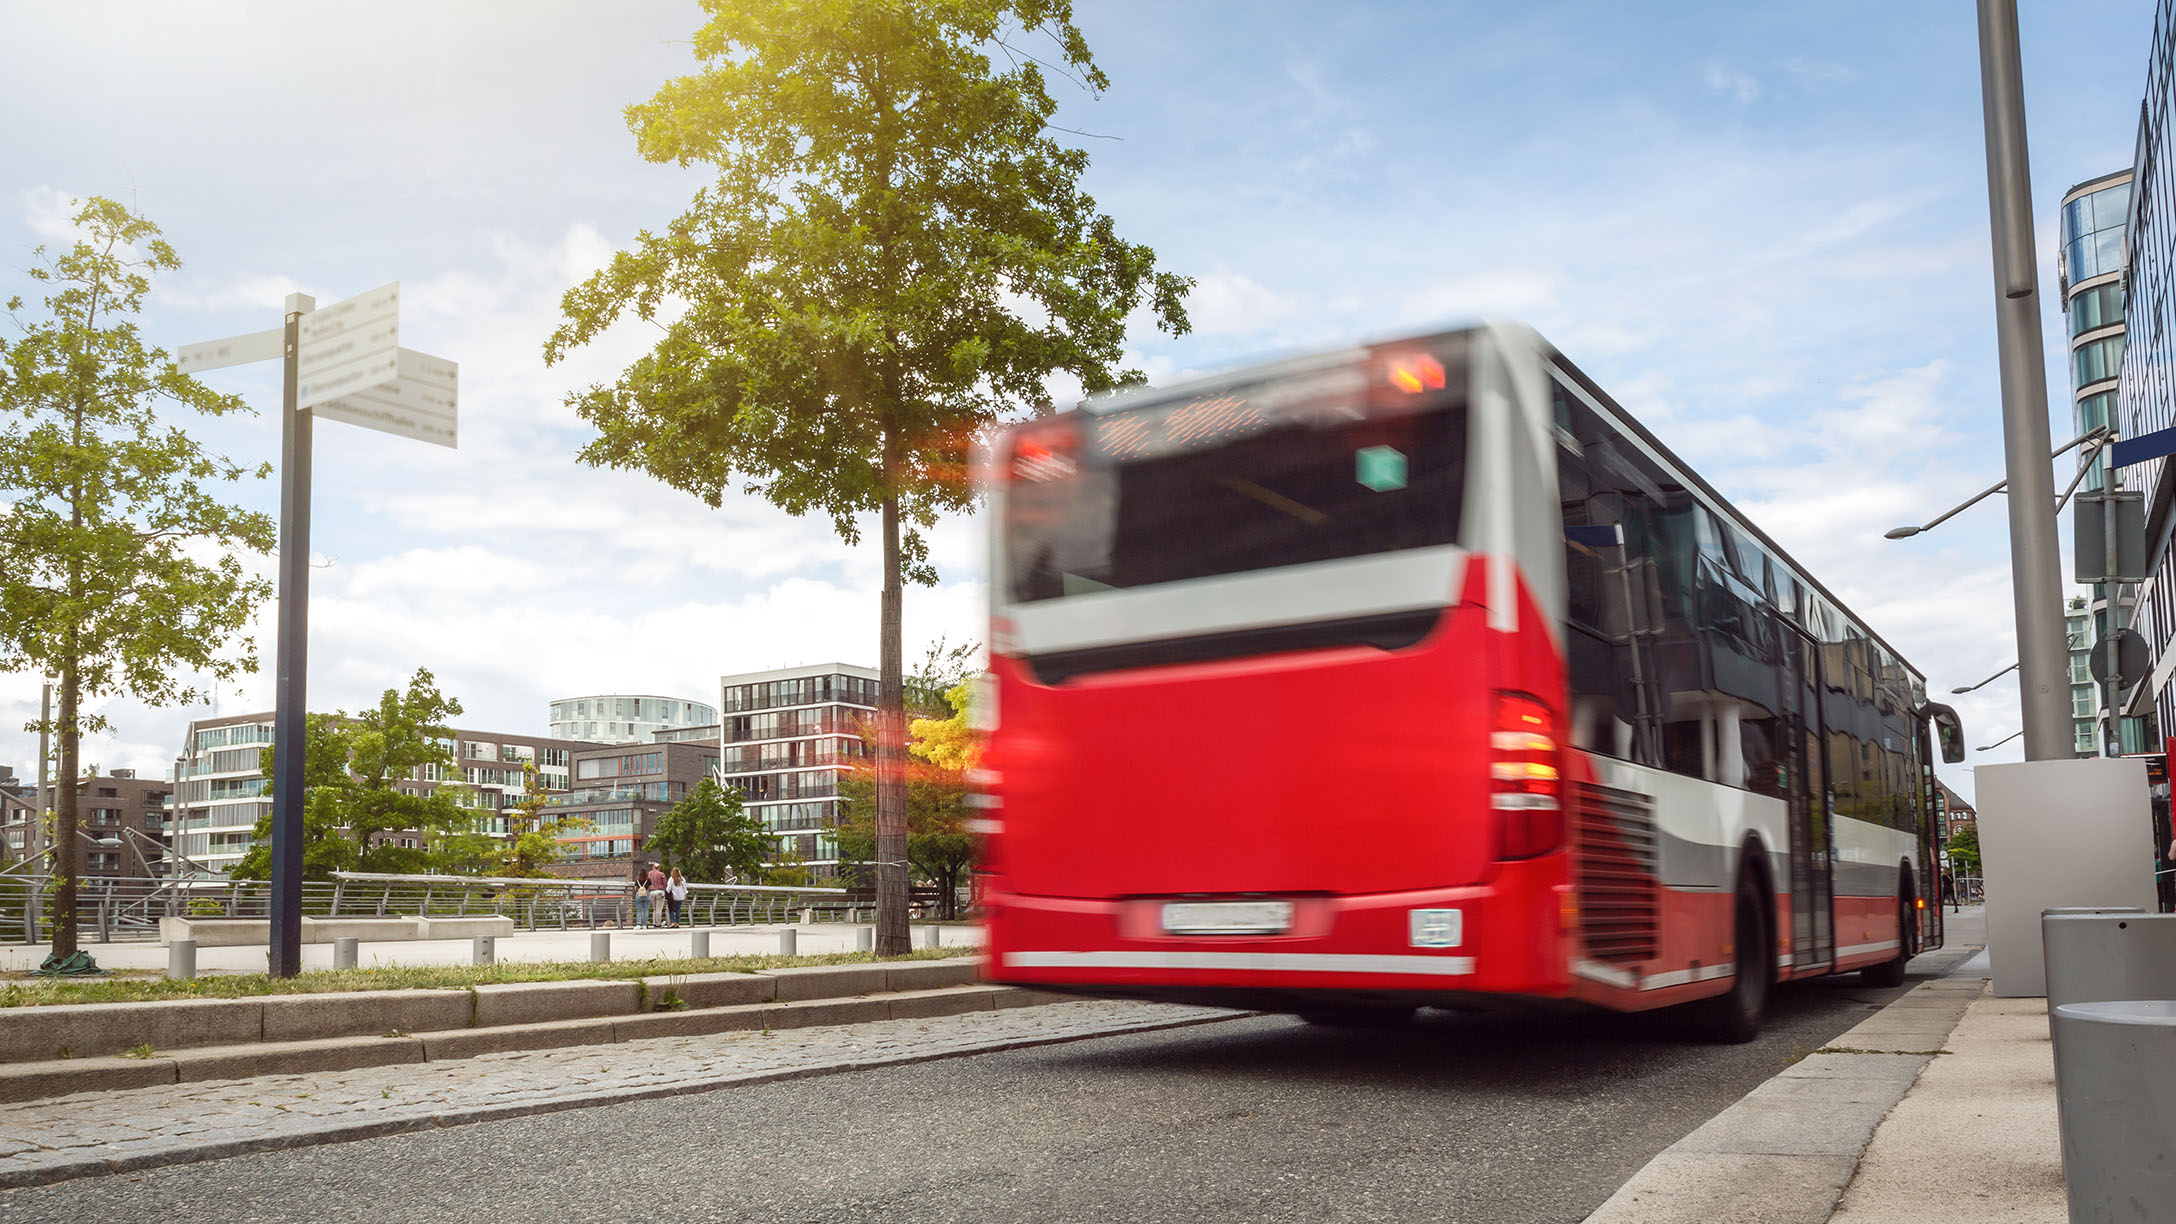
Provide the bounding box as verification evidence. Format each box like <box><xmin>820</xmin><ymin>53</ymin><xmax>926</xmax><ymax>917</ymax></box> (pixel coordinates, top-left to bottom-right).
<box><xmin>1589</xmin><ymin>905</ymin><xmax>2070</xmax><ymax>1223</ymax></box>
<box><xmin>0</xmin><ymin>922</ymin><xmax>984</xmax><ymax>975</ymax></box>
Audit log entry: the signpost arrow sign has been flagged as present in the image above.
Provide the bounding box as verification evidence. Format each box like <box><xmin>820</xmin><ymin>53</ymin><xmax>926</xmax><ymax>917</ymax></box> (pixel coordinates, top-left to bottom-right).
<box><xmin>175</xmin><ymin>327</ymin><xmax>284</xmax><ymax>374</ymax></box>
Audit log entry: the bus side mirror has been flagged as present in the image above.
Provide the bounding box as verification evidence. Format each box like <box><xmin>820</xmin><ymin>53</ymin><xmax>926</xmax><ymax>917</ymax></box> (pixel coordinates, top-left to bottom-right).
<box><xmin>1918</xmin><ymin>702</ymin><xmax>1966</xmax><ymax>764</ymax></box>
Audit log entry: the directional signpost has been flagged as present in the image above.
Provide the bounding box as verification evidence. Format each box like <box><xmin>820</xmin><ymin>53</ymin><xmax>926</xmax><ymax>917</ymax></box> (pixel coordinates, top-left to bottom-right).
<box><xmin>180</xmin><ymin>283</ymin><xmax>457</xmax><ymax>977</ymax></box>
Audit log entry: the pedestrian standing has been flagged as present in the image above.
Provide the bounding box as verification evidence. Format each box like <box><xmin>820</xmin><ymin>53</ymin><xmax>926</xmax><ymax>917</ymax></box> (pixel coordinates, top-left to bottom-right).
<box><xmin>646</xmin><ymin>861</ymin><xmax>669</xmax><ymax>928</ymax></box>
<box><xmin>634</xmin><ymin>869</ymin><xmax>652</xmax><ymax>929</ymax></box>
<box><xmin>1940</xmin><ymin>869</ymin><xmax>1957</xmax><ymax>913</ymax></box>
<box><xmin>668</xmin><ymin>867</ymin><xmax>688</xmax><ymax>928</ymax></box>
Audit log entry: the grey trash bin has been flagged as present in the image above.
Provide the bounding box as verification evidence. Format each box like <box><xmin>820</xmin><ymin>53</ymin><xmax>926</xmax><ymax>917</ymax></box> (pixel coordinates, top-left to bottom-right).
<box><xmin>2042</xmin><ymin>912</ymin><xmax>2176</xmax><ymax>1013</ymax></box>
<box><xmin>2051</xmin><ymin>1000</ymin><xmax>2176</xmax><ymax>1222</ymax></box>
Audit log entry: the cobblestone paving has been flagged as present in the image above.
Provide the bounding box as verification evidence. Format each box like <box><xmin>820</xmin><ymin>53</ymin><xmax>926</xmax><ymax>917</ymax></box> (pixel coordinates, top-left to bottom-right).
<box><xmin>0</xmin><ymin>1000</ymin><xmax>1235</xmax><ymax>1189</ymax></box>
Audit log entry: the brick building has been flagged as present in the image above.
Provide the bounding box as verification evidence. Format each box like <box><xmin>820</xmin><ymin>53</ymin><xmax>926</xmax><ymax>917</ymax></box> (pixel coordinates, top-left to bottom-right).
<box><xmin>544</xmin><ymin>739</ymin><xmax>722</xmax><ymax>881</ymax></box>
<box><xmin>0</xmin><ymin>769</ymin><xmax>170</xmax><ymax>878</ymax></box>
<box><xmin>1933</xmin><ymin>779</ymin><xmax>1976</xmax><ymax>846</ymax></box>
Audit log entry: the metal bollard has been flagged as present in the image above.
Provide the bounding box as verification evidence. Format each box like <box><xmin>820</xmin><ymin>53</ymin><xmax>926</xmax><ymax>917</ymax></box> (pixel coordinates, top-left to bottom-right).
<box><xmin>690</xmin><ymin>930</ymin><xmax>709</xmax><ymax>959</ymax></box>
<box><xmin>334</xmin><ymin>937</ymin><xmax>359</xmax><ymax>970</ymax></box>
<box><xmin>472</xmin><ymin>936</ymin><xmax>495</xmax><ymax>966</ymax></box>
<box><xmin>919</xmin><ymin>924</ymin><xmax>940</xmax><ymax>950</ymax></box>
<box><xmin>2052</xmin><ymin>1000</ymin><xmax>2176</xmax><ymax>1221</ymax></box>
<box><xmin>167</xmin><ymin>939</ymin><xmax>196</xmax><ymax>982</ymax></box>
<box><xmin>591</xmin><ymin>932</ymin><xmax>611</xmax><ymax>963</ymax></box>
<box><xmin>2042</xmin><ymin>912</ymin><xmax>2176</xmax><ymax>1014</ymax></box>
<box><xmin>856</xmin><ymin>926</ymin><xmax>875</xmax><ymax>952</ymax></box>
<box><xmin>778</xmin><ymin>927</ymin><xmax>797</xmax><ymax>956</ymax></box>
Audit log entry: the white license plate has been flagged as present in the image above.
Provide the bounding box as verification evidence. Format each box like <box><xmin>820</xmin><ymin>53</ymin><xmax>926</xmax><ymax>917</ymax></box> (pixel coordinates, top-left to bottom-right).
<box><xmin>1160</xmin><ymin>900</ymin><xmax>1294</xmax><ymax>935</ymax></box>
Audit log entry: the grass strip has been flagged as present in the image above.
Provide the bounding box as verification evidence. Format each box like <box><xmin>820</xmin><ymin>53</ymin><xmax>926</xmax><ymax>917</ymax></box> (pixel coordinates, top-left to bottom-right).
<box><xmin>0</xmin><ymin>947</ymin><xmax>971</xmax><ymax>1009</ymax></box>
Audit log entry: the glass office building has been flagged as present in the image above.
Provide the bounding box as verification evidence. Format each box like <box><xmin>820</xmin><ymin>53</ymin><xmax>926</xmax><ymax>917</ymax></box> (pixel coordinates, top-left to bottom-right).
<box><xmin>2061</xmin><ymin>171</ymin><xmax>2140</xmax><ymax>754</ymax></box>
<box><xmin>2118</xmin><ymin>3</ymin><xmax>2176</xmax><ymax>745</ymax></box>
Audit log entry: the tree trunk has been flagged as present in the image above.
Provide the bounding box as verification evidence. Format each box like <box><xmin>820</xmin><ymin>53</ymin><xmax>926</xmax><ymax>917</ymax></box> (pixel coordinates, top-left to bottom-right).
<box><xmin>52</xmin><ymin>666</ymin><xmax>80</xmax><ymax>959</ymax></box>
<box><xmin>875</xmin><ymin>478</ymin><xmax>911</xmax><ymax>955</ymax></box>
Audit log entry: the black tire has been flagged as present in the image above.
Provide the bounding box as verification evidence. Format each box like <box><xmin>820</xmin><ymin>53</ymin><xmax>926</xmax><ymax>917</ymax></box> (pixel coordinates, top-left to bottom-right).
<box><xmin>1297</xmin><ymin>1004</ymin><xmax>1418</xmax><ymax>1028</ymax></box>
<box><xmin>1688</xmin><ymin>873</ymin><xmax>1770</xmax><ymax>1044</ymax></box>
<box><xmin>1860</xmin><ymin>885</ymin><xmax>1914</xmax><ymax>987</ymax></box>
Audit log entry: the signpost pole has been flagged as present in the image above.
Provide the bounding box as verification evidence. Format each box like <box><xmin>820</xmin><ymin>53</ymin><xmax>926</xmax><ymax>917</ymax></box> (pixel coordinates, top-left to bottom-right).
<box><xmin>268</xmin><ymin>292</ymin><xmax>315</xmax><ymax>979</ymax></box>
<box><xmin>2105</xmin><ymin>440</ymin><xmax>2123</xmax><ymax>757</ymax></box>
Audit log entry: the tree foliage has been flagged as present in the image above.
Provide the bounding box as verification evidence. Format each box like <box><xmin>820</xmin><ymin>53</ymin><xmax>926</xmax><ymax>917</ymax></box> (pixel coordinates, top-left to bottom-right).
<box><xmin>1946</xmin><ymin>824</ymin><xmax>1981</xmax><ymax>876</ymax></box>
<box><xmin>230</xmin><ymin>669</ymin><xmax>490</xmax><ymax>879</ymax></box>
<box><xmin>498</xmin><ymin>761</ymin><xmax>593</xmax><ymax>878</ymax></box>
<box><xmin>648</xmin><ymin>777</ymin><xmax>769</xmax><ymax>884</ymax></box>
<box><xmin>544</xmin><ymin>0</ymin><xmax>1187</xmax><ymax>952</ymax></box>
<box><xmin>0</xmin><ymin>197</ymin><xmax>276</xmax><ymax>958</ymax></box>
<box><xmin>837</xmin><ymin>679</ymin><xmax>983</xmax><ymax>919</ymax></box>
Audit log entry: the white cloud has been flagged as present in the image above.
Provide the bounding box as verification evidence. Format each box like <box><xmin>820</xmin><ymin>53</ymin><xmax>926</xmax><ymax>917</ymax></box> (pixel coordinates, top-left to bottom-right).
<box><xmin>1701</xmin><ymin>59</ymin><xmax>1760</xmax><ymax>103</ymax></box>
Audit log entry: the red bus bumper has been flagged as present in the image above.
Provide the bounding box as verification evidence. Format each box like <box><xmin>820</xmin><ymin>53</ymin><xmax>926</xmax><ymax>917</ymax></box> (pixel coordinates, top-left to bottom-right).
<box><xmin>980</xmin><ymin>857</ymin><xmax>1578</xmax><ymax>1010</ymax></box>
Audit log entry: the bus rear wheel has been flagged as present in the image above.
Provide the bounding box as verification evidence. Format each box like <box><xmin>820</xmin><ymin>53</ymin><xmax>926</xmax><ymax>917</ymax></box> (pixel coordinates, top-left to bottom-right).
<box><xmin>1687</xmin><ymin>875</ymin><xmax>1770</xmax><ymax>1044</ymax></box>
<box><xmin>1297</xmin><ymin>1004</ymin><xmax>1417</xmax><ymax>1028</ymax></box>
<box><xmin>1860</xmin><ymin>886</ymin><xmax>1914</xmax><ymax>987</ymax></box>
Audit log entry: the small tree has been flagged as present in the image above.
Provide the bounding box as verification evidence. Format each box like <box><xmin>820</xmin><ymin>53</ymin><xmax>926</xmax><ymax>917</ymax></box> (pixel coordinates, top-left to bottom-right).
<box><xmin>230</xmin><ymin>669</ymin><xmax>485</xmax><ymax>878</ymax></box>
<box><xmin>0</xmin><ymin>197</ymin><xmax>276</xmax><ymax>964</ymax></box>
<box><xmin>499</xmin><ymin>761</ymin><xmax>592</xmax><ymax>878</ymax></box>
<box><xmin>837</xmin><ymin>679</ymin><xmax>982</xmax><ymax>919</ymax></box>
<box><xmin>649</xmin><ymin>777</ymin><xmax>769</xmax><ymax>884</ymax></box>
<box><xmin>544</xmin><ymin>2</ymin><xmax>1189</xmax><ymax>952</ymax></box>
<box><xmin>1947</xmin><ymin>824</ymin><xmax>1981</xmax><ymax>877</ymax></box>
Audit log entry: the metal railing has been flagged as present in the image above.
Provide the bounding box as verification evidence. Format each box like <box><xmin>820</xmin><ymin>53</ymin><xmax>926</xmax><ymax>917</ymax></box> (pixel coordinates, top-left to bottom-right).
<box><xmin>0</xmin><ymin>871</ymin><xmax>853</xmax><ymax>944</ymax></box>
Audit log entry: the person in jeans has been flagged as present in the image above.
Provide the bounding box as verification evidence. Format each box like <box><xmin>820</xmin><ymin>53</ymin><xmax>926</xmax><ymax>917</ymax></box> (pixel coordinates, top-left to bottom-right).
<box><xmin>646</xmin><ymin>861</ymin><xmax>669</xmax><ymax>927</ymax></box>
<box><xmin>633</xmin><ymin>869</ymin><xmax>653</xmax><ymax>929</ymax></box>
<box><xmin>667</xmin><ymin>867</ymin><xmax>688</xmax><ymax>928</ymax></box>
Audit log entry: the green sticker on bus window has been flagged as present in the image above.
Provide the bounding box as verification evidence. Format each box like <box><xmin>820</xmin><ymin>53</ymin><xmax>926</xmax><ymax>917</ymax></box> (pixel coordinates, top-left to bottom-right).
<box><xmin>1356</xmin><ymin>445</ymin><xmax>1407</xmax><ymax>492</ymax></box>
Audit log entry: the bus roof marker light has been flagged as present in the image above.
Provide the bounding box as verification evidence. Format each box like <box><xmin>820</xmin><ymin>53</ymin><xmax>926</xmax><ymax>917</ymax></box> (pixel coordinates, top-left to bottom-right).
<box><xmin>1386</xmin><ymin>353</ymin><xmax>1445</xmax><ymax>394</ymax></box>
<box><xmin>1356</xmin><ymin>446</ymin><xmax>1407</xmax><ymax>492</ymax></box>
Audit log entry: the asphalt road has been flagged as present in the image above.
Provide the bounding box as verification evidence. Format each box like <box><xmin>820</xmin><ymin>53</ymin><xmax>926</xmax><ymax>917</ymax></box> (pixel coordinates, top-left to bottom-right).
<box><xmin>0</xmin><ymin>952</ymin><xmax>1969</xmax><ymax>1224</ymax></box>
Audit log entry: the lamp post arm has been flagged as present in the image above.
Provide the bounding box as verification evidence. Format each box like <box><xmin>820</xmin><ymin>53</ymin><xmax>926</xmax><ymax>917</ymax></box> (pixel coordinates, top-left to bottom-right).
<box><xmin>2055</xmin><ymin>434</ymin><xmax>2113</xmax><ymax>515</ymax></box>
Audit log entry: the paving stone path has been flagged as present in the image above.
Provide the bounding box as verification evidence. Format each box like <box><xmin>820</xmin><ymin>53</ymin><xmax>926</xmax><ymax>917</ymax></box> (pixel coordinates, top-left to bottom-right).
<box><xmin>0</xmin><ymin>1000</ymin><xmax>1236</xmax><ymax>1190</ymax></box>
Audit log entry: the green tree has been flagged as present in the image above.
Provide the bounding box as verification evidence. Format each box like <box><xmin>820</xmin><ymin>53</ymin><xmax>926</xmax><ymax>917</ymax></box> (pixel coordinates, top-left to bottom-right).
<box><xmin>1947</xmin><ymin>824</ymin><xmax>1981</xmax><ymax>877</ymax></box>
<box><xmin>0</xmin><ymin>197</ymin><xmax>276</xmax><ymax>963</ymax></box>
<box><xmin>230</xmin><ymin>669</ymin><xmax>488</xmax><ymax>878</ymax></box>
<box><xmin>649</xmin><ymin>777</ymin><xmax>769</xmax><ymax>884</ymax></box>
<box><xmin>837</xmin><ymin>679</ymin><xmax>982</xmax><ymax>919</ymax></box>
<box><xmin>544</xmin><ymin>1</ymin><xmax>1189</xmax><ymax>952</ymax></box>
<box><xmin>498</xmin><ymin>761</ymin><xmax>592</xmax><ymax>878</ymax></box>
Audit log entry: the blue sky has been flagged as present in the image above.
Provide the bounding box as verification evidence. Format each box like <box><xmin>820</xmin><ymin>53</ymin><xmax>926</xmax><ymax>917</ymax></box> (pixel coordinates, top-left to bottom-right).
<box><xmin>0</xmin><ymin>0</ymin><xmax>2159</xmax><ymax>800</ymax></box>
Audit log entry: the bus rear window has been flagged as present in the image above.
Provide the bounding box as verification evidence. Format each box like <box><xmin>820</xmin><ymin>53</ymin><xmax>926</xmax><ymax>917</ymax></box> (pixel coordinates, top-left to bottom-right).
<box><xmin>1003</xmin><ymin>346</ymin><xmax>1469</xmax><ymax>603</ymax></box>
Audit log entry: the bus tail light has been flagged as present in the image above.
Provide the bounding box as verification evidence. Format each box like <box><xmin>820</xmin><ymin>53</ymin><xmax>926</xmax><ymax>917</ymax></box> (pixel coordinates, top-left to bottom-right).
<box><xmin>1491</xmin><ymin>692</ymin><xmax>1562</xmax><ymax>859</ymax></box>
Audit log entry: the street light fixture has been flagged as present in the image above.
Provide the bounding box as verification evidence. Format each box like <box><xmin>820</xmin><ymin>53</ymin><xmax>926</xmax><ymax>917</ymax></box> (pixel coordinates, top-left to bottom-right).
<box><xmin>1977</xmin><ymin>729</ymin><xmax>2024</xmax><ymax>752</ymax></box>
<box><xmin>1884</xmin><ymin>426</ymin><xmax>2109</xmax><ymax>540</ymax></box>
<box><xmin>1953</xmin><ymin>662</ymin><xmax>2021</xmax><ymax>694</ymax></box>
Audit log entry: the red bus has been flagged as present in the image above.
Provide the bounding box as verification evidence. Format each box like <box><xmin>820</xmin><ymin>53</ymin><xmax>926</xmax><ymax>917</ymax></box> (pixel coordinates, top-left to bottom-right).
<box><xmin>974</xmin><ymin>324</ymin><xmax>1965</xmax><ymax>1041</ymax></box>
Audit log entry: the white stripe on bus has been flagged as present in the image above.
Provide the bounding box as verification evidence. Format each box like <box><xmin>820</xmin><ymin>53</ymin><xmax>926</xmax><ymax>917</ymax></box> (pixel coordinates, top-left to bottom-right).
<box><xmin>1001</xmin><ymin>951</ymin><xmax>1477</xmax><ymax>976</ymax></box>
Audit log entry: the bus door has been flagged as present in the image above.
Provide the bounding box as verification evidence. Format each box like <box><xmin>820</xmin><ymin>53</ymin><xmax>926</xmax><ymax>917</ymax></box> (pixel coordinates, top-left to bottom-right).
<box><xmin>1780</xmin><ymin>618</ymin><xmax>1835</xmax><ymax>973</ymax></box>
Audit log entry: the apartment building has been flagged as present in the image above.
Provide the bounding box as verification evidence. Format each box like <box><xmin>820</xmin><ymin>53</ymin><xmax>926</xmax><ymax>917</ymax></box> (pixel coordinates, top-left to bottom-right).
<box><xmin>0</xmin><ymin>769</ymin><xmax>170</xmax><ymax>878</ymax></box>
<box><xmin>717</xmin><ymin>663</ymin><xmax>878</xmax><ymax>879</ymax></box>
<box><xmin>170</xmin><ymin>712</ymin><xmax>597</xmax><ymax>873</ymax></box>
<box><xmin>543</xmin><ymin>739</ymin><xmax>724</xmax><ymax>880</ymax></box>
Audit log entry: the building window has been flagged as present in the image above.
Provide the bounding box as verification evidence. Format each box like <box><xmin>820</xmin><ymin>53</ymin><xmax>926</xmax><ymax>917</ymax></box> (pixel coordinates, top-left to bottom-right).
<box><xmin>2075</xmin><ymin>335</ymin><xmax>2127</xmax><ymax>387</ymax></box>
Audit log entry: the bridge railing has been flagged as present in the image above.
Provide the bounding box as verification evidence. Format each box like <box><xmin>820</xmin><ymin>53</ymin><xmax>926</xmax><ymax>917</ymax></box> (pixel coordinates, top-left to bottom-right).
<box><xmin>0</xmin><ymin>871</ymin><xmax>852</xmax><ymax>944</ymax></box>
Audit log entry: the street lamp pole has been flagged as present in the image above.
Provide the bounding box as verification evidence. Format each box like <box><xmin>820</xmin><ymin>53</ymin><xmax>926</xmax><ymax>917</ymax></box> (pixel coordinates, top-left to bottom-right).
<box><xmin>1976</xmin><ymin>0</ymin><xmax>2072</xmax><ymax>761</ymax></box>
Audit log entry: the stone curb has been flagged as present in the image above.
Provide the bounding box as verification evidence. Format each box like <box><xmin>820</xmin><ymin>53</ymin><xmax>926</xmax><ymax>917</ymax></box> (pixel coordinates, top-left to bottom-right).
<box><xmin>1583</xmin><ymin>973</ymin><xmax>1986</xmax><ymax>1223</ymax></box>
<box><xmin>0</xmin><ymin>1006</ymin><xmax>1244</xmax><ymax>1190</ymax></box>
<box><xmin>0</xmin><ymin>956</ymin><xmax>986</xmax><ymax>1064</ymax></box>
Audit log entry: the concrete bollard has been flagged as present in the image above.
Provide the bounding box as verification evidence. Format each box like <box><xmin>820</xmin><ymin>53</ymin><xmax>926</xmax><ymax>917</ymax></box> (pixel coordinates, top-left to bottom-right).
<box><xmin>856</xmin><ymin>926</ymin><xmax>875</xmax><ymax>952</ymax></box>
<box><xmin>334</xmin><ymin>937</ymin><xmax>359</xmax><ymax>970</ymax></box>
<box><xmin>590</xmin><ymin>932</ymin><xmax>611</xmax><ymax>963</ymax></box>
<box><xmin>801</xmin><ymin>907</ymin><xmax>814</xmax><ymax>925</ymax></box>
<box><xmin>167</xmin><ymin>939</ymin><xmax>196</xmax><ymax>982</ymax></box>
<box><xmin>2052</xmin><ymin>1000</ymin><xmax>2176</xmax><ymax>1221</ymax></box>
<box><xmin>2042</xmin><ymin>912</ymin><xmax>2176</xmax><ymax>1014</ymax></box>
<box><xmin>919</xmin><ymin>924</ymin><xmax>940</xmax><ymax>950</ymax></box>
<box><xmin>778</xmin><ymin>927</ymin><xmax>798</xmax><ymax>956</ymax></box>
<box><xmin>690</xmin><ymin>930</ymin><xmax>710</xmax><ymax>959</ymax></box>
<box><xmin>472</xmin><ymin>936</ymin><xmax>495</xmax><ymax>966</ymax></box>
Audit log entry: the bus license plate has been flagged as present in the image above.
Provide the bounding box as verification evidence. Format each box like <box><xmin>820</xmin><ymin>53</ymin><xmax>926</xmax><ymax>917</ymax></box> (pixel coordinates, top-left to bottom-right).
<box><xmin>1161</xmin><ymin>901</ymin><xmax>1294</xmax><ymax>935</ymax></box>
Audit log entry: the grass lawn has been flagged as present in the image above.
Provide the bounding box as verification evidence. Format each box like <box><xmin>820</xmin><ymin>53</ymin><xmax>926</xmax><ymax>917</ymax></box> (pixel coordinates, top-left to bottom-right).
<box><xmin>0</xmin><ymin>946</ymin><xmax>978</xmax><ymax>1008</ymax></box>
